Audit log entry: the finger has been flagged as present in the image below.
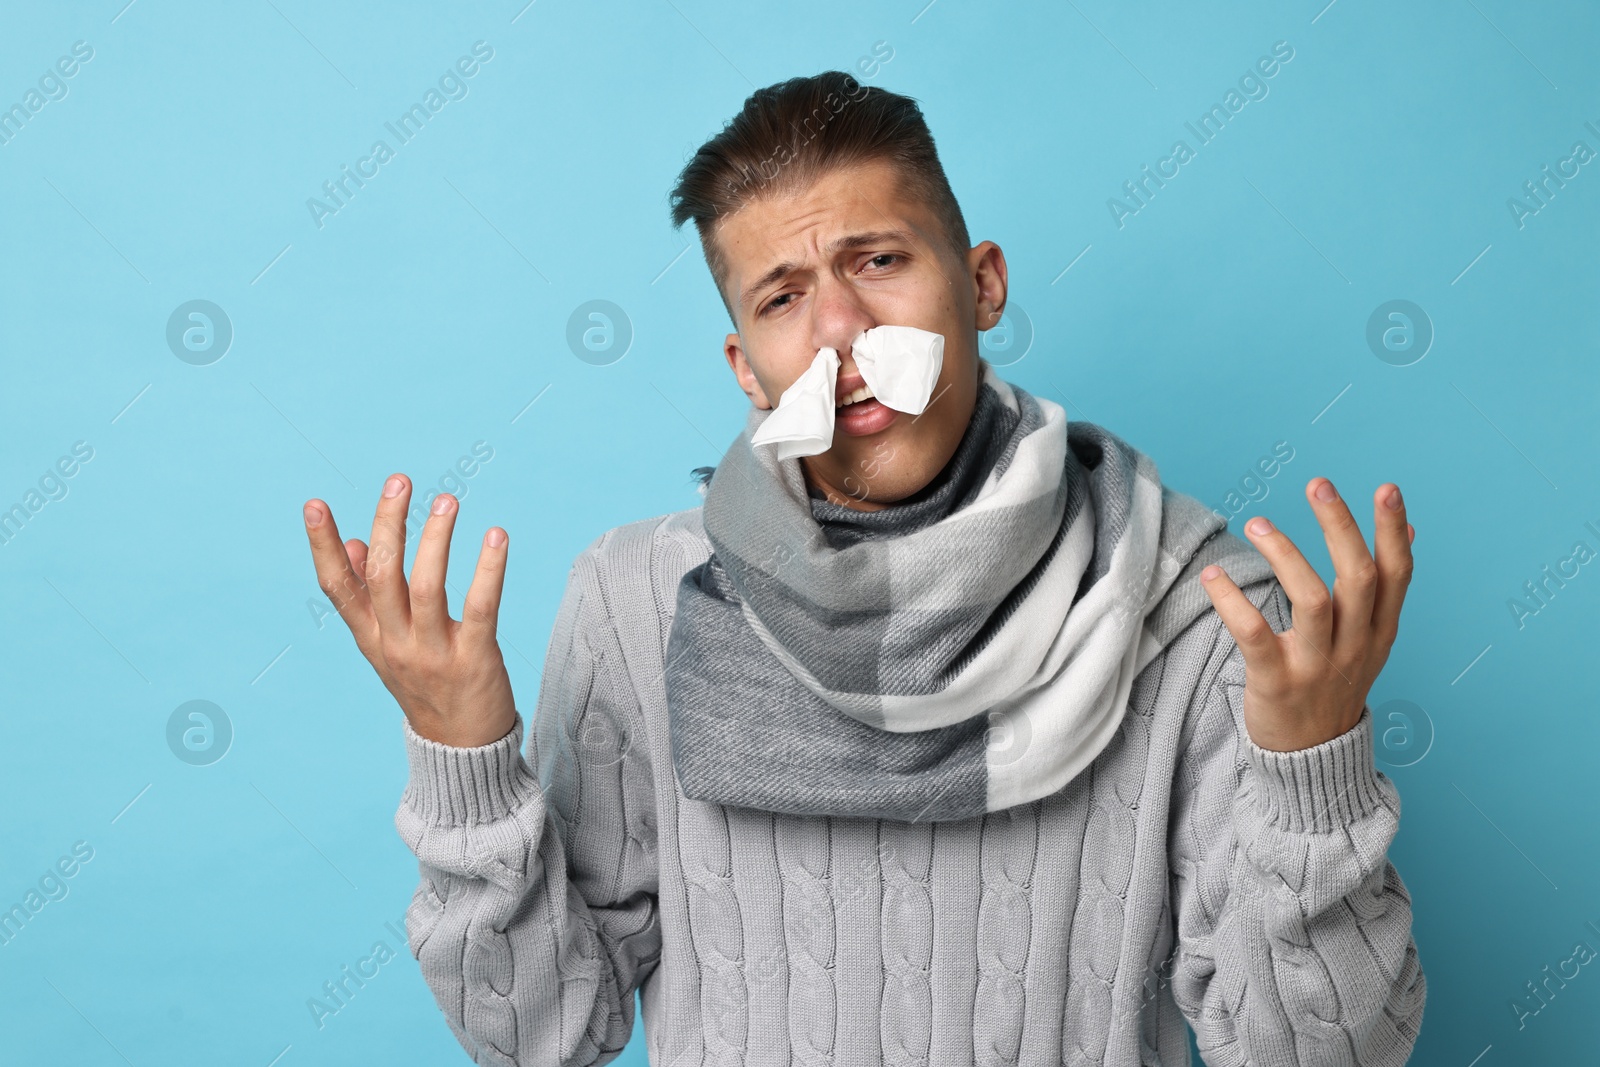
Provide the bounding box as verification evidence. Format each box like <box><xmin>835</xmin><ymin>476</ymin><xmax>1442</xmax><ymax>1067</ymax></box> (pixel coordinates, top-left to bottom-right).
<box><xmin>1240</xmin><ymin>511</ymin><xmax>1334</xmax><ymax>655</ymax></box>
<box><xmin>366</xmin><ymin>474</ymin><xmax>414</xmax><ymax>635</ymax></box>
<box><xmin>345</xmin><ymin>537</ymin><xmax>368</xmax><ymax>576</ymax></box>
<box><xmin>1305</xmin><ymin>477</ymin><xmax>1379</xmax><ymax>658</ymax></box>
<box><xmin>410</xmin><ymin>492</ymin><xmax>459</xmax><ymax>645</ymax></box>
<box><xmin>459</xmin><ymin>526</ymin><xmax>510</xmax><ymax>649</ymax></box>
<box><xmin>1198</xmin><ymin>563</ymin><xmax>1285</xmax><ymax>674</ymax></box>
<box><xmin>1371</xmin><ymin>483</ymin><xmax>1414</xmax><ymax>649</ymax></box>
<box><xmin>303</xmin><ymin>499</ymin><xmax>378</xmax><ymax>649</ymax></box>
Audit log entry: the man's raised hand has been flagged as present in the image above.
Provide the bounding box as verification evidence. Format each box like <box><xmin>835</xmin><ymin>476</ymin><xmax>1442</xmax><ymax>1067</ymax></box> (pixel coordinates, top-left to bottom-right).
<box><xmin>303</xmin><ymin>473</ymin><xmax>517</xmax><ymax>748</ymax></box>
<box><xmin>1197</xmin><ymin>477</ymin><xmax>1415</xmax><ymax>753</ymax></box>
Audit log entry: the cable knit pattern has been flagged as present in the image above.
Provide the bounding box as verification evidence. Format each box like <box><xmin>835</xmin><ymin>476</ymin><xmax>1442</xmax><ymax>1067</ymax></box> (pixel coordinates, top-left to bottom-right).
<box><xmin>394</xmin><ymin>506</ymin><xmax>1426</xmax><ymax>1066</ymax></box>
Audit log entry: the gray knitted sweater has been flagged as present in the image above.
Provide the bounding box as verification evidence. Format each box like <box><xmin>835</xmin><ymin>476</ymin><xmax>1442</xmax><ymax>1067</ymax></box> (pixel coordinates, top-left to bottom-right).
<box><xmin>394</xmin><ymin>505</ymin><xmax>1426</xmax><ymax>1066</ymax></box>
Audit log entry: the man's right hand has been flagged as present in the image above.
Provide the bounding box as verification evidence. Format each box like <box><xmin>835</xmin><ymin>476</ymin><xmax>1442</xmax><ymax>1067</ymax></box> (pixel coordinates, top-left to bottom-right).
<box><xmin>303</xmin><ymin>473</ymin><xmax>517</xmax><ymax>749</ymax></box>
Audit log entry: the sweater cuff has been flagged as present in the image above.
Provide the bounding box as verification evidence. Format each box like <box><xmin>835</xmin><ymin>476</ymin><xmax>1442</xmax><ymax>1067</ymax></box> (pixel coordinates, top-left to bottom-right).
<box><xmin>1245</xmin><ymin>704</ymin><xmax>1389</xmax><ymax>834</ymax></box>
<box><xmin>400</xmin><ymin>715</ymin><xmax>543</xmax><ymax>828</ymax></box>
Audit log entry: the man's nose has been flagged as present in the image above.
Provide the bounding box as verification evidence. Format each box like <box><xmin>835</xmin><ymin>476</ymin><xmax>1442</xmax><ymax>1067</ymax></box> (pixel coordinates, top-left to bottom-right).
<box><xmin>810</xmin><ymin>282</ymin><xmax>874</xmax><ymax>361</ymax></box>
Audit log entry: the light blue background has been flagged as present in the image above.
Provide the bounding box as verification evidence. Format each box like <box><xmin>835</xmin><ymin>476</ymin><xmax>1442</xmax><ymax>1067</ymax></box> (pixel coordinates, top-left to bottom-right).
<box><xmin>2</xmin><ymin>0</ymin><xmax>1597</xmax><ymax>1063</ymax></box>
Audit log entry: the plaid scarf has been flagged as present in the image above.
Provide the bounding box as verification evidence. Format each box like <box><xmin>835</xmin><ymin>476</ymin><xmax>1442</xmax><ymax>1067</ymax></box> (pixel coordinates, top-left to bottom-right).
<box><xmin>664</xmin><ymin>358</ymin><xmax>1273</xmax><ymax>822</ymax></box>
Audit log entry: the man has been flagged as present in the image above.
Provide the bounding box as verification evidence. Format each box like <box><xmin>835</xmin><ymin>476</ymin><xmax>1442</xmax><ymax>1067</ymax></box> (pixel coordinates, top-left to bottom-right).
<box><xmin>303</xmin><ymin>71</ymin><xmax>1424</xmax><ymax>1064</ymax></box>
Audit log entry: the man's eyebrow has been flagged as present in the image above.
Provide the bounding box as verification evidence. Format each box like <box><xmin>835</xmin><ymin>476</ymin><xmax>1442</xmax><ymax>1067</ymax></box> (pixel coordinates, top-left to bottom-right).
<box><xmin>738</xmin><ymin>229</ymin><xmax>916</xmax><ymax>310</ymax></box>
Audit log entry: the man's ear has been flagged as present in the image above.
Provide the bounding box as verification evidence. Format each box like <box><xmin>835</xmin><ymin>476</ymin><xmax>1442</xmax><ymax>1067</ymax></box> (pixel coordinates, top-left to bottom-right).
<box><xmin>966</xmin><ymin>240</ymin><xmax>1009</xmax><ymax>330</ymax></box>
<box><xmin>725</xmin><ymin>333</ymin><xmax>772</xmax><ymax>409</ymax></box>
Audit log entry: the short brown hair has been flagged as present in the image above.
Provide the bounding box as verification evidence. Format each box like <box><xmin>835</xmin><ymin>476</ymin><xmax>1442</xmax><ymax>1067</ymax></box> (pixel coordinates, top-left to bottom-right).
<box><xmin>668</xmin><ymin>70</ymin><xmax>972</xmax><ymax>327</ymax></box>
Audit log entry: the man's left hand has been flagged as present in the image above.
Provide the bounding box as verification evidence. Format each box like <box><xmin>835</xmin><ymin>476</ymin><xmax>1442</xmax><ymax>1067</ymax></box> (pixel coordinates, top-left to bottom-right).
<box><xmin>1198</xmin><ymin>478</ymin><xmax>1415</xmax><ymax>752</ymax></box>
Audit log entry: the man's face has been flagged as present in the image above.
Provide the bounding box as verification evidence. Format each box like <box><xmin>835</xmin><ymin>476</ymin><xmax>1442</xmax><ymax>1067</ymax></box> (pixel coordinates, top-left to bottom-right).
<box><xmin>715</xmin><ymin>157</ymin><xmax>1008</xmax><ymax>511</ymax></box>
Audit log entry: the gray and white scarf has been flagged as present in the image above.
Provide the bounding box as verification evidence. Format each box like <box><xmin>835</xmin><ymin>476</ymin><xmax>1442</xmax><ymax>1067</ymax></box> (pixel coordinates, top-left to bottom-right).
<box><xmin>665</xmin><ymin>358</ymin><xmax>1274</xmax><ymax>823</ymax></box>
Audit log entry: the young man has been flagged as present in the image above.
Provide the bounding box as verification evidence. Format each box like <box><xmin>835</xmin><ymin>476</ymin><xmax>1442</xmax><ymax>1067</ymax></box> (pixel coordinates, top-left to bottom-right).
<box><xmin>303</xmin><ymin>72</ymin><xmax>1425</xmax><ymax>1065</ymax></box>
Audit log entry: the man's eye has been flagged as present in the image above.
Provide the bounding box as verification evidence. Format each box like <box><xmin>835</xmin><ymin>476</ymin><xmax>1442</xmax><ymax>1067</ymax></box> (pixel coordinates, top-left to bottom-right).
<box><xmin>759</xmin><ymin>257</ymin><xmax>900</xmax><ymax>316</ymax></box>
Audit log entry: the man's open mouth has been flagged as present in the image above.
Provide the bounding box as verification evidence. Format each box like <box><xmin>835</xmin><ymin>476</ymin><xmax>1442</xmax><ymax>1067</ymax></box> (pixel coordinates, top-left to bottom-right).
<box><xmin>836</xmin><ymin>383</ymin><xmax>877</xmax><ymax>410</ymax></box>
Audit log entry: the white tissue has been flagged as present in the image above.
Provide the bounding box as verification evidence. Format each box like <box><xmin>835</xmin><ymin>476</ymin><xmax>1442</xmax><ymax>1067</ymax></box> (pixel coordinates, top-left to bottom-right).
<box><xmin>749</xmin><ymin>324</ymin><xmax>945</xmax><ymax>461</ymax></box>
<box><xmin>851</xmin><ymin>324</ymin><xmax>945</xmax><ymax>416</ymax></box>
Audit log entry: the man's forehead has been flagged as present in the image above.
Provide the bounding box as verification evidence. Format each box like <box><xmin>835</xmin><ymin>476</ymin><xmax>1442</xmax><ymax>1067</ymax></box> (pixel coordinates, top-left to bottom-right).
<box><xmin>727</xmin><ymin>159</ymin><xmax>910</xmax><ymax>239</ymax></box>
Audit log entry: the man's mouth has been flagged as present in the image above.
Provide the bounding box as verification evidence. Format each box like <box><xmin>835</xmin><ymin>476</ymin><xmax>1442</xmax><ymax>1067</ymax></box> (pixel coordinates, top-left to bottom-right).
<box><xmin>836</xmin><ymin>382</ymin><xmax>876</xmax><ymax>409</ymax></box>
<box><xmin>833</xmin><ymin>379</ymin><xmax>897</xmax><ymax>437</ymax></box>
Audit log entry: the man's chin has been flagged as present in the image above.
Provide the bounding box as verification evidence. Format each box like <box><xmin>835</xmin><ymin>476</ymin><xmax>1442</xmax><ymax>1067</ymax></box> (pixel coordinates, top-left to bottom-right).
<box><xmin>804</xmin><ymin>449</ymin><xmax>937</xmax><ymax>511</ymax></box>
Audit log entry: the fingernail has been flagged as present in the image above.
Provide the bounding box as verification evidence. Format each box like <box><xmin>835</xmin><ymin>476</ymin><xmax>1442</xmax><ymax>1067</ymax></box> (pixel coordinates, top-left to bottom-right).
<box><xmin>303</xmin><ymin>504</ymin><xmax>322</xmax><ymax>527</ymax></box>
<box><xmin>1385</xmin><ymin>486</ymin><xmax>1403</xmax><ymax>511</ymax></box>
<box><xmin>487</xmin><ymin>528</ymin><xmax>506</xmax><ymax>548</ymax></box>
<box><xmin>1247</xmin><ymin>516</ymin><xmax>1273</xmax><ymax>536</ymax></box>
<box><xmin>1315</xmin><ymin>479</ymin><xmax>1337</xmax><ymax>502</ymax></box>
<box><xmin>1200</xmin><ymin>565</ymin><xmax>1220</xmax><ymax>582</ymax></box>
<box><xmin>384</xmin><ymin>476</ymin><xmax>405</xmax><ymax>498</ymax></box>
<box><xmin>431</xmin><ymin>494</ymin><xmax>451</xmax><ymax>515</ymax></box>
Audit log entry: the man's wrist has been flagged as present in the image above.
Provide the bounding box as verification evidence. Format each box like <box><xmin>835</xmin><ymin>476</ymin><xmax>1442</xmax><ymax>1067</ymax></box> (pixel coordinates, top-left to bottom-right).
<box><xmin>406</xmin><ymin>712</ymin><xmax>518</xmax><ymax>749</ymax></box>
<box><xmin>1246</xmin><ymin>707</ymin><xmax>1366</xmax><ymax>752</ymax></box>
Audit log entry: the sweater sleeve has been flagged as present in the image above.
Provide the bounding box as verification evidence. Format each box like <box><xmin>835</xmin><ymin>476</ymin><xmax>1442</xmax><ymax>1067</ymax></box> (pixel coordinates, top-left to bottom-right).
<box><xmin>393</xmin><ymin>539</ymin><xmax>661</xmax><ymax>1066</ymax></box>
<box><xmin>1166</xmin><ymin>579</ymin><xmax>1427</xmax><ymax>1066</ymax></box>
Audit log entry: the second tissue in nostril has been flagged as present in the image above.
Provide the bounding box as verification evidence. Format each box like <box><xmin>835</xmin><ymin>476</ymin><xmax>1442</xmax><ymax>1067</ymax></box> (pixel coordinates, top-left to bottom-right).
<box><xmin>849</xmin><ymin>324</ymin><xmax>944</xmax><ymax>416</ymax></box>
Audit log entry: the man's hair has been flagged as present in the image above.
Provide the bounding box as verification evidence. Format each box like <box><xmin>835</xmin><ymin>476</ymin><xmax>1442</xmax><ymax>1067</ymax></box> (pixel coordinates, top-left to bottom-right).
<box><xmin>668</xmin><ymin>70</ymin><xmax>971</xmax><ymax>327</ymax></box>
